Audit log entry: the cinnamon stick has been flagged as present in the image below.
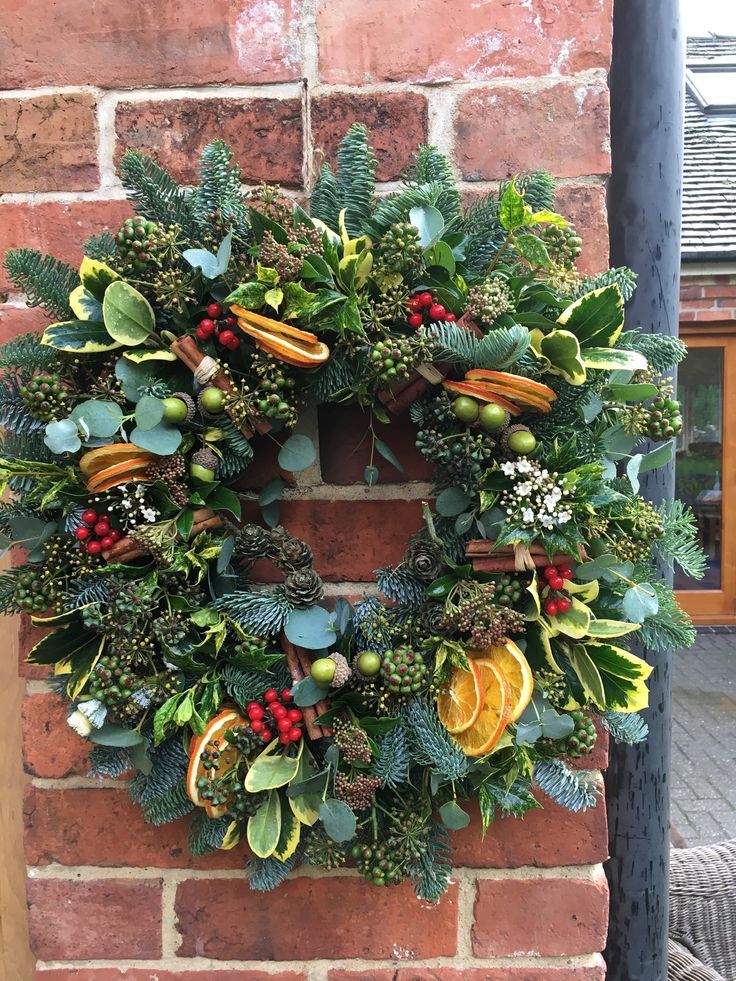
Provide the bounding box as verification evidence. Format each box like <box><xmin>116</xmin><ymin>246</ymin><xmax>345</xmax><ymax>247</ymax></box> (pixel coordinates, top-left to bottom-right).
<box><xmin>102</xmin><ymin>507</ymin><xmax>223</xmax><ymax>563</ymax></box>
<box><xmin>279</xmin><ymin>632</ymin><xmax>332</xmax><ymax>740</ymax></box>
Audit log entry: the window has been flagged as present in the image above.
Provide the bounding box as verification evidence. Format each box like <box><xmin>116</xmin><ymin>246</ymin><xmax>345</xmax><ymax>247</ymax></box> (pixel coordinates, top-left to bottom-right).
<box><xmin>687</xmin><ymin>64</ymin><xmax>736</xmax><ymax>114</ymax></box>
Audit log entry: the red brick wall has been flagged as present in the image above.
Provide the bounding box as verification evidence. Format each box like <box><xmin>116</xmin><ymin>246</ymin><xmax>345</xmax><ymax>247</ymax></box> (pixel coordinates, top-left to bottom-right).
<box><xmin>680</xmin><ymin>270</ymin><xmax>736</xmax><ymax>324</ymax></box>
<box><xmin>2</xmin><ymin>2</ymin><xmax>613</xmax><ymax>977</ymax></box>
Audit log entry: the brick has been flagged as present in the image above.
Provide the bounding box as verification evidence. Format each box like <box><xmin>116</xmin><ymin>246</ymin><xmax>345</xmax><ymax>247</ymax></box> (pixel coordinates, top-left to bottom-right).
<box><xmin>36</xmin><ymin>971</ymin><xmax>305</xmax><ymax>981</ymax></box>
<box><xmin>239</xmin><ymin>498</ymin><xmax>427</xmax><ymax>581</ymax></box>
<box><xmin>457</xmin><ymin>82</ymin><xmax>610</xmax><ymax>183</ymax></box>
<box><xmin>312</xmin><ymin>93</ymin><xmax>429</xmax><ymax>182</ymax></box>
<box><xmin>694</xmin><ymin>309</ymin><xmax>729</xmax><ymax>322</ymax></box>
<box><xmin>451</xmin><ymin>791</ymin><xmax>607</xmax><ymax>868</ymax></box>
<box><xmin>472</xmin><ymin>876</ymin><xmax>608</xmax><ymax>957</ymax></box>
<box><xmin>700</xmin><ymin>283</ymin><xmax>736</xmax><ymax>298</ymax></box>
<box><xmin>176</xmin><ymin>876</ymin><xmax>458</xmax><ymax>959</ymax></box>
<box><xmin>679</xmin><ymin>285</ymin><xmax>704</xmax><ymax>300</ymax></box>
<box><xmin>677</xmin><ymin>298</ymin><xmax>720</xmax><ymax>310</ymax></box>
<box><xmin>318</xmin><ymin>403</ymin><xmax>433</xmax><ymax>484</ymax></box>
<box><xmin>0</xmin><ymin>201</ymin><xmax>132</xmax><ymax>292</ymax></box>
<box><xmin>0</xmin><ymin>95</ymin><xmax>98</xmax><ymax>193</ymax></box>
<box><xmin>553</xmin><ymin>183</ymin><xmax>610</xmax><ymax>274</ymax></box>
<box><xmin>26</xmin><ymin>877</ymin><xmax>162</xmax><ymax>960</ymax></box>
<box><xmin>24</xmin><ymin>786</ymin><xmax>242</xmax><ymax>869</ymax></box>
<box><xmin>22</xmin><ymin>693</ymin><xmax>90</xmax><ymax>778</ymax></box>
<box><xmin>329</xmin><ymin>969</ymin><xmax>605</xmax><ymax>981</ymax></box>
<box><xmin>317</xmin><ymin>0</ymin><xmax>612</xmax><ymax>84</ymax></box>
<box><xmin>0</xmin><ymin>0</ymin><xmax>302</xmax><ymax>88</ymax></box>
<box><xmin>115</xmin><ymin>98</ymin><xmax>303</xmax><ymax>187</ymax></box>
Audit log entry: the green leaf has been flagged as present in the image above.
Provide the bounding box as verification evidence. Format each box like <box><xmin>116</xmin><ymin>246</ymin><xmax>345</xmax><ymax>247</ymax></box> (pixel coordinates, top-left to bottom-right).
<box><xmin>530</xmin><ymin>209</ymin><xmax>568</xmax><ymax>227</ymax></box>
<box><xmin>264</xmin><ymin>287</ymin><xmax>284</xmax><ymax>311</ymax></box>
<box><xmin>89</xmin><ymin>724</ymin><xmax>145</xmax><ymax>747</ymax></box>
<box><xmin>587</xmin><ymin>618</ymin><xmax>640</xmax><ymax>639</ymax></box>
<box><xmin>499</xmin><ymin>180</ymin><xmax>528</xmax><ymax>231</ymax></box>
<box><xmin>134</xmin><ymin>395</ymin><xmax>165</xmax><ymax>431</ymax></box>
<box><xmin>281</xmin><ymin>281</ymin><xmax>317</xmax><ymax>319</ymax></box>
<box><xmin>374</xmin><ymin>439</ymin><xmax>404</xmax><ymax>473</ymax></box>
<box><xmin>273</xmin><ymin>798</ymin><xmax>301</xmax><ymax>860</ymax></box>
<box><xmin>582</xmin><ymin>347</ymin><xmax>648</xmax><ymax>372</ymax></box>
<box><xmin>285</xmin><ymin>607</ymin><xmax>336</xmax><ymax>650</ymax></box>
<box><xmin>225</xmin><ymin>281</ymin><xmax>268</xmax><ymax>309</ymax></box>
<box><xmin>567</xmin><ymin>644</ymin><xmax>606</xmax><ymax>708</ymax></box>
<box><xmin>424</xmin><ymin>240</ymin><xmax>456</xmax><ymax>275</ymax></box>
<box><xmin>439</xmin><ymin>800</ymin><xmax>471</xmax><ymax>830</ymax></box>
<box><xmin>103</xmin><ymin>281</ymin><xmax>155</xmax><ymax>345</ymax></box>
<box><xmin>515</xmin><ymin>233</ymin><xmax>552</xmax><ymax>267</ymax></box>
<box><xmin>436</xmin><ymin>486</ymin><xmax>473</xmax><ymax>517</ymax></box>
<box><xmin>605</xmin><ymin>383</ymin><xmax>659</xmax><ymax>402</ymax></box>
<box><xmin>557</xmin><ymin>285</ymin><xmax>624</xmax><ymax>349</ymax></box>
<box><xmin>130</xmin><ymin>422</ymin><xmax>182</xmax><ymax>456</ymax></box>
<box><xmin>639</xmin><ymin>440</ymin><xmax>674</xmax><ymax>474</ymax></box>
<box><xmin>41</xmin><ymin>320</ymin><xmax>123</xmax><ymax>354</ymax></box>
<box><xmin>204</xmin><ymin>485</ymin><xmax>242</xmax><ymax>519</ymax></box>
<box><xmin>585</xmin><ymin>642</ymin><xmax>653</xmax><ymax>712</ymax></box>
<box><xmin>70</xmin><ymin>400</ymin><xmax>123</xmax><ymax>439</ymax></box>
<box><xmin>409</xmin><ymin>205</ymin><xmax>445</xmax><ymax>248</ymax></box>
<box><xmin>27</xmin><ymin>624</ymin><xmax>94</xmax><ymax>665</ymax></box>
<box><xmin>623</xmin><ymin>583</ymin><xmax>659</xmax><ymax>622</ymax></box>
<box><xmin>176</xmin><ymin>509</ymin><xmax>194</xmax><ymax>541</ymax></box>
<box><xmin>69</xmin><ymin>285</ymin><xmax>103</xmax><ymax>322</ymax></box>
<box><xmin>245</xmin><ymin>743</ymin><xmax>301</xmax><ymax>792</ymax></box>
<box><xmin>123</xmin><ymin>349</ymin><xmax>177</xmax><ymax>364</ymax></box>
<box><xmin>336</xmin><ymin>296</ymin><xmax>363</xmax><ymax>334</ymax></box>
<box><xmin>319</xmin><ymin>798</ymin><xmax>356</xmax><ymax>842</ymax></box>
<box><xmin>546</xmin><ymin>595</ymin><xmax>591</xmax><ymax>639</ymax></box>
<box><xmin>247</xmin><ymin>789</ymin><xmax>282</xmax><ymax>858</ymax></box>
<box><xmin>79</xmin><ymin>257</ymin><xmax>119</xmax><ymax>301</ymax></box>
<box><xmin>153</xmin><ymin>692</ymin><xmax>184</xmax><ymax>745</ymax></box>
<box><xmin>278</xmin><ymin>434</ymin><xmax>316</xmax><ymax>472</ymax></box>
<box><xmin>530</xmin><ymin>328</ymin><xmax>586</xmax><ymax>386</ymax></box>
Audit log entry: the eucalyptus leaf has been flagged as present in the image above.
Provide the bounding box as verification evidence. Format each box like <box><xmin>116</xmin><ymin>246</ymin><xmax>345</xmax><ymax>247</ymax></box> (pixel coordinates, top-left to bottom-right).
<box><xmin>622</xmin><ymin>583</ymin><xmax>659</xmax><ymax>622</ymax></box>
<box><xmin>436</xmin><ymin>486</ymin><xmax>473</xmax><ymax>517</ymax></box>
<box><xmin>130</xmin><ymin>422</ymin><xmax>182</xmax><ymax>455</ymax></box>
<box><xmin>44</xmin><ymin>418</ymin><xmax>81</xmax><ymax>454</ymax></box>
<box><xmin>278</xmin><ymin>434</ymin><xmax>316</xmax><ymax>472</ymax></box>
<box><xmin>374</xmin><ymin>439</ymin><xmax>404</xmax><ymax>473</ymax></box>
<box><xmin>439</xmin><ymin>800</ymin><xmax>471</xmax><ymax>830</ymax></box>
<box><xmin>285</xmin><ymin>607</ymin><xmax>336</xmax><ymax>650</ymax></box>
<box><xmin>134</xmin><ymin>395</ymin><xmax>166</xmax><ymax>431</ymax></box>
<box><xmin>319</xmin><ymin>798</ymin><xmax>356</xmax><ymax>842</ymax></box>
<box><xmin>89</xmin><ymin>724</ymin><xmax>145</xmax><ymax>748</ymax></box>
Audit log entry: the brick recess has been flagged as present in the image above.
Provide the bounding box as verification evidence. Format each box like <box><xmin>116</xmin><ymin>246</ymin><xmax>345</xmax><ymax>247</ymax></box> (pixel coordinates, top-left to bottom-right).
<box><xmin>3</xmin><ymin>0</ymin><xmax>614</xmax><ymax>975</ymax></box>
<box><xmin>680</xmin><ymin>273</ymin><xmax>736</xmax><ymax>322</ymax></box>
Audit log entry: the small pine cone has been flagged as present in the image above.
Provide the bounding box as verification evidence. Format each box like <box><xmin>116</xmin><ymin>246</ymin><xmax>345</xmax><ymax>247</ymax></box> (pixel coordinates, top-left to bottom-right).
<box><xmin>171</xmin><ymin>392</ymin><xmax>196</xmax><ymax>422</ymax></box>
<box><xmin>192</xmin><ymin>448</ymin><xmax>219</xmax><ymax>475</ymax></box>
<box><xmin>403</xmin><ymin>538</ymin><xmax>445</xmax><ymax>581</ymax></box>
<box><xmin>235</xmin><ymin>524</ymin><xmax>272</xmax><ymax>561</ymax></box>
<box><xmin>283</xmin><ymin>569</ymin><xmax>324</xmax><ymax>607</ymax></box>
<box><xmin>328</xmin><ymin>652</ymin><xmax>351</xmax><ymax>689</ymax></box>
<box><xmin>276</xmin><ymin>536</ymin><xmax>314</xmax><ymax>572</ymax></box>
<box><xmin>500</xmin><ymin>424</ymin><xmax>531</xmax><ymax>453</ymax></box>
<box><xmin>267</xmin><ymin>525</ymin><xmax>291</xmax><ymax>556</ymax></box>
<box><xmin>420</xmin><ymin>602</ymin><xmax>448</xmax><ymax>634</ymax></box>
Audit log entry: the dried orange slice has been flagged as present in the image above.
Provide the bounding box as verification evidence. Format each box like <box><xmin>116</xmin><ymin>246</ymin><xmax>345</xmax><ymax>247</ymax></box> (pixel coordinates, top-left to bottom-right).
<box><xmin>230</xmin><ymin>306</ymin><xmax>330</xmax><ymax>367</ymax></box>
<box><xmin>451</xmin><ymin>660</ymin><xmax>511</xmax><ymax>757</ymax></box>
<box><xmin>471</xmin><ymin>640</ymin><xmax>533</xmax><ymax>723</ymax></box>
<box><xmin>437</xmin><ymin>660</ymin><xmax>483</xmax><ymax>734</ymax></box>
<box><xmin>86</xmin><ymin>457</ymin><xmax>154</xmax><ymax>492</ymax></box>
<box><xmin>79</xmin><ymin>444</ymin><xmax>156</xmax><ymax>476</ymax></box>
<box><xmin>186</xmin><ymin>709</ymin><xmax>246</xmax><ymax>818</ymax></box>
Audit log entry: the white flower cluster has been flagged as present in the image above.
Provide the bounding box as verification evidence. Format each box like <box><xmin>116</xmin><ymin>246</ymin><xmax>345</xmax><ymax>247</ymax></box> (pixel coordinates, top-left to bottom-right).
<box><xmin>500</xmin><ymin>458</ymin><xmax>573</xmax><ymax>531</ymax></box>
<box><xmin>117</xmin><ymin>483</ymin><xmax>159</xmax><ymax>526</ymax></box>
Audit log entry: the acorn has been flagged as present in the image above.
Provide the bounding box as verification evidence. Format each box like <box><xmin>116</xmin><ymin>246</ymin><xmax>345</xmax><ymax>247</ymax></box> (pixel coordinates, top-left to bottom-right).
<box><xmin>190</xmin><ymin>448</ymin><xmax>219</xmax><ymax>482</ymax></box>
<box><xmin>501</xmin><ymin>424</ymin><xmax>537</xmax><ymax>455</ymax></box>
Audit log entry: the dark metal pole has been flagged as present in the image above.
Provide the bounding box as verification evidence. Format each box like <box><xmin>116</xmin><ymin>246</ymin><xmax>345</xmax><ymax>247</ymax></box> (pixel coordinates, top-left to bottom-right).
<box><xmin>605</xmin><ymin>2</ymin><xmax>684</xmax><ymax>979</ymax></box>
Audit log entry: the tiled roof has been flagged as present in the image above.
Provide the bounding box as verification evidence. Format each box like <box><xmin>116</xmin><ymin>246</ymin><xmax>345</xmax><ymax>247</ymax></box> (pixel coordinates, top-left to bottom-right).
<box><xmin>683</xmin><ymin>36</ymin><xmax>736</xmax><ymax>260</ymax></box>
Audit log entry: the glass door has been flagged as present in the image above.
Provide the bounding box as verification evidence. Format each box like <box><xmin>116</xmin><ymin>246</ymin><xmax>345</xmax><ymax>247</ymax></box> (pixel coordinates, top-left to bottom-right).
<box><xmin>676</xmin><ymin>330</ymin><xmax>736</xmax><ymax>621</ymax></box>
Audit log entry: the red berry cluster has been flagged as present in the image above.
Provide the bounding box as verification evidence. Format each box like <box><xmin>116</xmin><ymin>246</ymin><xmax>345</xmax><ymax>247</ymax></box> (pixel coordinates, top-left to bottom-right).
<box><xmin>406</xmin><ymin>291</ymin><xmax>457</xmax><ymax>329</ymax></box>
<box><xmin>196</xmin><ymin>302</ymin><xmax>241</xmax><ymax>350</ymax></box>
<box><xmin>74</xmin><ymin>508</ymin><xmax>123</xmax><ymax>556</ymax></box>
<box><xmin>542</xmin><ymin>563</ymin><xmax>573</xmax><ymax>617</ymax></box>
<box><xmin>246</xmin><ymin>688</ymin><xmax>304</xmax><ymax>745</ymax></box>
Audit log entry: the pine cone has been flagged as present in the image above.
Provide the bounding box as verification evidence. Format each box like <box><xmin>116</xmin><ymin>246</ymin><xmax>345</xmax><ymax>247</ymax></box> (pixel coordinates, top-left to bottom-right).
<box><xmin>329</xmin><ymin>652</ymin><xmax>351</xmax><ymax>688</ymax></box>
<box><xmin>277</xmin><ymin>536</ymin><xmax>313</xmax><ymax>572</ymax></box>
<box><xmin>403</xmin><ymin>539</ymin><xmax>445</xmax><ymax>581</ymax></box>
<box><xmin>235</xmin><ymin>524</ymin><xmax>272</xmax><ymax>562</ymax></box>
<box><xmin>420</xmin><ymin>602</ymin><xmax>447</xmax><ymax>634</ymax></box>
<box><xmin>283</xmin><ymin>569</ymin><xmax>324</xmax><ymax>607</ymax></box>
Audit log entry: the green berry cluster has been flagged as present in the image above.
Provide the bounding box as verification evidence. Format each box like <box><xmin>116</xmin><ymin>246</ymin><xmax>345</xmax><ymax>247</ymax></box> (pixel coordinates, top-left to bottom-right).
<box><xmin>466</xmin><ymin>277</ymin><xmax>513</xmax><ymax>325</ymax></box>
<box><xmin>611</xmin><ymin>500</ymin><xmax>664</xmax><ymax>563</ymax></box>
<box><xmin>89</xmin><ymin>653</ymin><xmax>138</xmax><ymax>712</ymax></box>
<box><xmin>540</xmin><ymin>225</ymin><xmax>583</xmax><ymax>268</ymax></box>
<box><xmin>253</xmin><ymin>356</ymin><xmax>298</xmax><ymax>425</ymax></box>
<box><xmin>370</xmin><ymin>339</ymin><xmax>414</xmax><ymax>384</ymax></box>
<box><xmin>351</xmin><ymin>811</ymin><xmax>433</xmax><ymax>887</ymax></box>
<box><xmin>21</xmin><ymin>372</ymin><xmax>70</xmax><ymax>421</ymax></box>
<box><xmin>380</xmin><ymin>645</ymin><xmax>427</xmax><ymax>694</ymax></box>
<box><xmin>645</xmin><ymin>393</ymin><xmax>683</xmax><ymax>440</ymax></box>
<box><xmin>11</xmin><ymin>570</ymin><xmax>55</xmax><ymax>613</ymax></box>
<box><xmin>116</xmin><ymin>218</ymin><xmax>158</xmax><ymax>271</ymax></box>
<box><xmin>494</xmin><ymin>574</ymin><xmax>524</xmax><ymax>607</ymax></box>
<box><xmin>374</xmin><ymin>221</ymin><xmax>423</xmax><ymax>273</ymax></box>
<box><xmin>303</xmin><ymin>831</ymin><xmax>348</xmax><ymax>870</ymax></box>
<box><xmin>562</xmin><ymin>710</ymin><xmax>597</xmax><ymax>758</ymax></box>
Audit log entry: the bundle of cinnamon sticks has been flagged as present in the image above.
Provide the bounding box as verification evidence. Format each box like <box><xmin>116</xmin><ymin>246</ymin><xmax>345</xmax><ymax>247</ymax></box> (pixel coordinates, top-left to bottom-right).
<box><xmin>280</xmin><ymin>632</ymin><xmax>332</xmax><ymax>740</ymax></box>
<box><xmin>465</xmin><ymin>540</ymin><xmax>588</xmax><ymax>573</ymax></box>
<box><xmin>102</xmin><ymin>507</ymin><xmax>223</xmax><ymax>563</ymax></box>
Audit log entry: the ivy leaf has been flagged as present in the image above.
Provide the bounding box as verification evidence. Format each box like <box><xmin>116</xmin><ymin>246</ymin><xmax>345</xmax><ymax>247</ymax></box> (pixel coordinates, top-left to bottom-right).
<box><xmin>515</xmin><ymin>233</ymin><xmax>552</xmax><ymax>267</ymax></box>
<box><xmin>319</xmin><ymin>798</ymin><xmax>356</xmax><ymax>842</ymax></box>
<box><xmin>499</xmin><ymin>180</ymin><xmax>529</xmax><ymax>231</ymax></box>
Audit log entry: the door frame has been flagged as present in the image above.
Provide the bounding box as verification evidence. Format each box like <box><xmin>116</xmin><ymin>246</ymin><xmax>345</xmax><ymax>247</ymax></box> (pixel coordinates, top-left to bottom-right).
<box><xmin>676</xmin><ymin>323</ymin><xmax>736</xmax><ymax>623</ymax></box>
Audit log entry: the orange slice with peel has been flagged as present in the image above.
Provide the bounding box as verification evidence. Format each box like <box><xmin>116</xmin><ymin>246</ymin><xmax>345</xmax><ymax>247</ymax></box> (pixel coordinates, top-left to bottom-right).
<box><xmin>80</xmin><ymin>444</ymin><xmax>156</xmax><ymax>477</ymax></box>
<box><xmin>442</xmin><ymin>381</ymin><xmax>521</xmax><ymax>415</ymax></box>
<box><xmin>470</xmin><ymin>640</ymin><xmax>533</xmax><ymax>723</ymax></box>
<box><xmin>254</xmin><ymin>332</ymin><xmax>330</xmax><ymax>369</ymax></box>
<box><xmin>186</xmin><ymin>709</ymin><xmax>247</xmax><ymax>818</ymax></box>
<box><xmin>86</xmin><ymin>457</ymin><xmax>154</xmax><ymax>492</ymax></box>
<box><xmin>437</xmin><ymin>660</ymin><xmax>483</xmax><ymax>734</ymax></box>
<box><xmin>465</xmin><ymin>370</ymin><xmax>557</xmax><ymax>402</ymax></box>
<box><xmin>230</xmin><ymin>306</ymin><xmax>330</xmax><ymax>367</ymax></box>
<box><xmin>451</xmin><ymin>660</ymin><xmax>511</xmax><ymax>757</ymax></box>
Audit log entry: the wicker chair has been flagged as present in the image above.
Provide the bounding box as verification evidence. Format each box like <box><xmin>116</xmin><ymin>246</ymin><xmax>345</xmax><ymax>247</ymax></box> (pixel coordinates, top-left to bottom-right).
<box><xmin>668</xmin><ymin>841</ymin><xmax>736</xmax><ymax>980</ymax></box>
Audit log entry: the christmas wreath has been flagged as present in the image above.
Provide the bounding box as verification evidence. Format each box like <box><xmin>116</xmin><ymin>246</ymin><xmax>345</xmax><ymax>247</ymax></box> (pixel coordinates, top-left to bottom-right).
<box><xmin>1</xmin><ymin>125</ymin><xmax>705</xmax><ymax>898</ymax></box>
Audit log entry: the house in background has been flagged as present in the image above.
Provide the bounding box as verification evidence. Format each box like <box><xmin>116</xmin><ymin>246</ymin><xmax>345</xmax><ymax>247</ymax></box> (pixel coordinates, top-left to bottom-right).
<box><xmin>677</xmin><ymin>35</ymin><xmax>736</xmax><ymax>623</ymax></box>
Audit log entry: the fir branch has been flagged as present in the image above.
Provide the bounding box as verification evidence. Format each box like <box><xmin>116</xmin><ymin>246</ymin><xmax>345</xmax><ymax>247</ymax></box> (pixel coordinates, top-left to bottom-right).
<box><xmin>311</xmin><ymin>352</ymin><xmax>356</xmax><ymax>403</ymax></box>
<box><xmin>193</xmin><ymin>140</ymin><xmax>248</xmax><ymax>233</ymax></box>
<box><xmin>375</xmin><ymin>565</ymin><xmax>426</xmax><ymax>607</ymax></box>
<box><xmin>248</xmin><ymin>847</ymin><xmax>302</xmax><ymax>892</ymax></box>
<box><xmin>188</xmin><ymin>812</ymin><xmax>230</xmax><ymax>856</ymax></box>
<box><xmin>83</xmin><ymin>231</ymin><xmax>118</xmax><ymax>261</ymax></box>
<box><xmin>335</xmin><ymin>123</ymin><xmax>377</xmax><ymax>238</ymax></box>
<box><xmin>133</xmin><ymin>737</ymin><xmax>188</xmax><ymax>807</ymax></box>
<box><xmin>63</xmin><ymin>574</ymin><xmax>118</xmax><ymax>609</ymax></box>
<box><xmin>219</xmin><ymin>663</ymin><xmax>281</xmax><ymax>709</ymax></box>
<box><xmin>4</xmin><ymin>249</ymin><xmax>78</xmax><ymax>319</ymax></box>
<box><xmin>532</xmin><ymin>759</ymin><xmax>600</xmax><ymax>812</ymax></box>
<box><xmin>364</xmin><ymin>183</ymin><xmax>444</xmax><ymax>238</ymax></box>
<box><xmin>408</xmin><ymin>820</ymin><xmax>452</xmax><ymax>902</ymax></box>
<box><xmin>424</xmin><ymin>321</ymin><xmax>530</xmax><ymax>370</ymax></box>
<box><xmin>410</xmin><ymin>146</ymin><xmax>462</xmax><ymax>223</ymax></box>
<box><xmin>0</xmin><ymin>332</ymin><xmax>58</xmax><ymax>372</ymax></box>
<box><xmin>480</xmin><ymin>777</ymin><xmax>542</xmax><ymax>825</ymax></box>
<box><xmin>572</xmin><ymin>267</ymin><xmax>638</xmax><ymax>303</ymax></box>
<box><xmin>0</xmin><ymin>430</ymin><xmax>56</xmax><ymax>466</ymax></box>
<box><xmin>601</xmin><ymin>710</ymin><xmax>649</xmax><ymax>745</ymax></box>
<box><xmin>310</xmin><ymin>164</ymin><xmax>343</xmax><ymax>232</ymax></box>
<box><xmin>372</xmin><ymin>721</ymin><xmax>410</xmax><ymax>789</ymax></box>
<box><xmin>88</xmin><ymin>745</ymin><xmax>131</xmax><ymax>780</ymax></box>
<box><xmin>513</xmin><ymin>171</ymin><xmax>556</xmax><ymax>213</ymax></box>
<box><xmin>462</xmin><ymin>192</ymin><xmax>506</xmax><ymax>274</ymax></box>
<box><xmin>405</xmin><ymin>699</ymin><xmax>470</xmax><ymax>781</ymax></box>
<box><xmin>214</xmin><ymin>588</ymin><xmax>293</xmax><ymax>636</ymax></box>
<box><xmin>636</xmin><ymin>580</ymin><xmax>696</xmax><ymax>652</ymax></box>
<box><xmin>142</xmin><ymin>779</ymin><xmax>195</xmax><ymax>826</ymax></box>
<box><xmin>119</xmin><ymin>150</ymin><xmax>195</xmax><ymax>234</ymax></box>
<box><xmin>655</xmin><ymin>500</ymin><xmax>707</xmax><ymax>579</ymax></box>
<box><xmin>618</xmin><ymin>330</ymin><xmax>687</xmax><ymax>372</ymax></box>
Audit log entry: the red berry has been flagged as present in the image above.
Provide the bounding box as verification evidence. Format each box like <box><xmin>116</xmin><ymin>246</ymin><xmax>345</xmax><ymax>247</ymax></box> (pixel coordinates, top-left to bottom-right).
<box><xmin>556</xmin><ymin>597</ymin><xmax>571</xmax><ymax>613</ymax></box>
<box><xmin>250</xmin><ymin>719</ymin><xmax>265</xmax><ymax>733</ymax></box>
<box><xmin>225</xmin><ymin>336</ymin><xmax>240</xmax><ymax>350</ymax></box>
<box><xmin>445</xmin><ymin>312</ymin><xmax>457</xmax><ymax>322</ymax></box>
<box><xmin>86</xmin><ymin>540</ymin><xmax>103</xmax><ymax>555</ymax></box>
<box><xmin>277</xmin><ymin>718</ymin><xmax>291</xmax><ymax>732</ymax></box>
<box><xmin>219</xmin><ymin>329</ymin><xmax>235</xmax><ymax>346</ymax></box>
<box><xmin>196</xmin><ymin>326</ymin><xmax>209</xmax><ymax>341</ymax></box>
<box><xmin>281</xmin><ymin>688</ymin><xmax>293</xmax><ymax>702</ymax></box>
<box><xmin>247</xmin><ymin>702</ymin><xmax>260</xmax><ymax>712</ymax></box>
<box><xmin>199</xmin><ymin>318</ymin><xmax>215</xmax><ymax>334</ymax></box>
<box><xmin>407</xmin><ymin>313</ymin><xmax>424</xmax><ymax>328</ymax></box>
<box><xmin>560</xmin><ymin>567</ymin><xmax>574</xmax><ymax>580</ymax></box>
<box><xmin>264</xmin><ymin>689</ymin><xmax>279</xmax><ymax>703</ymax></box>
<box><xmin>75</xmin><ymin>526</ymin><xmax>90</xmax><ymax>541</ymax></box>
<box><xmin>109</xmin><ymin>529</ymin><xmax>122</xmax><ymax>542</ymax></box>
<box><xmin>100</xmin><ymin>536</ymin><xmax>114</xmax><ymax>550</ymax></box>
<box><xmin>407</xmin><ymin>297</ymin><xmax>423</xmax><ymax>313</ymax></box>
<box><xmin>272</xmin><ymin>704</ymin><xmax>288</xmax><ymax>720</ymax></box>
<box><xmin>279</xmin><ymin>733</ymin><xmax>291</xmax><ymax>744</ymax></box>
<box><xmin>260</xmin><ymin>729</ymin><xmax>273</xmax><ymax>742</ymax></box>
<box><xmin>418</xmin><ymin>291</ymin><xmax>433</xmax><ymax>308</ymax></box>
<box><xmin>544</xmin><ymin>566</ymin><xmax>559</xmax><ymax>580</ymax></box>
<box><xmin>81</xmin><ymin>509</ymin><xmax>98</xmax><ymax>526</ymax></box>
<box><xmin>549</xmin><ymin>577</ymin><xmax>565</xmax><ymax>591</ymax></box>
<box><xmin>288</xmin><ymin>727</ymin><xmax>302</xmax><ymax>742</ymax></box>
<box><xmin>226</xmin><ymin>315</ymin><xmax>237</xmax><ymax>327</ymax></box>
<box><xmin>429</xmin><ymin>303</ymin><xmax>447</xmax><ymax>321</ymax></box>
<box><xmin>248</xmin><ymin>705</ymin><xmax>264</xmax><ymax>721</ymax></box>
<box><xmin>94</xmin><ymin>521</ymin><xmax>110</xmax><ymax>537</ymax></box>
<box><xmin>207</xmin><ymin>303</ymin><xmax>222</xmax><ymax>319</ymax></box>
<box><xmin>287</xmin><ymin>708</ymin><xmax>302</xmax><ymax>723</ymax></box>
<box><xmin>545</xmin><ymin>599</ymin><xmax>559</xmax><ymax>616</ymax></box>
